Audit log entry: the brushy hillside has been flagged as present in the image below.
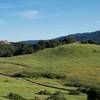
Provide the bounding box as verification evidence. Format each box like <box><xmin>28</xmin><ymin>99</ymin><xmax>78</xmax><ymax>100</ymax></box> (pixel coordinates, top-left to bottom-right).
<box><xmin>0</xmin><ymin>43</ymin><xmax>100</xmax><ymax>88</ymax></box>
<box><xmin>0</xmin><ymin>75</ymin><xmax>86</xmax><ymax>100</ymax></box>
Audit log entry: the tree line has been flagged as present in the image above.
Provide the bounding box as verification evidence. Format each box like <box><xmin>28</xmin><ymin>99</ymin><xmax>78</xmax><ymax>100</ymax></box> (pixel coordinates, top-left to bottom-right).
<box><xmin>0</xmin><ymin>37</ymin><xmax>98</xmax><ymax>57</ymax></box>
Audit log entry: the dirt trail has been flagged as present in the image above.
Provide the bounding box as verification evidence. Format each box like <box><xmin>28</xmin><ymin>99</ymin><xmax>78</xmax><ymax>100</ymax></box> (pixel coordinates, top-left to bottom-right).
<box><xmin>0</xmin><ymin>61</ymin><xmax>31</xmax><ymax>68</ymax></box>
<box><xmin>0</xmin><ymin>73</ymin><xmax>73</xmax><ymax>92</ymax></box>
<box><xmin>24</xmin><ymin>78</ymin><xmax>72</xmax><ymax>91</ymax></box>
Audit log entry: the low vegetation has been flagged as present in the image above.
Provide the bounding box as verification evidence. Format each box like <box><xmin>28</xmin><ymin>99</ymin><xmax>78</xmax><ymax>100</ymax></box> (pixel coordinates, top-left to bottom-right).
<box><xmin>38</xmin><ymin>90</ymin><xmax>51</xmax><ymax>95</ymax></box>
<box><xmin>46</xmin><ymin>91</ymin><xmax>66</xmax><ymax>100</ymax></box>
<box><xmin>8</xmin><ymin>93</ymin><xmax>26</xmax><ymax>100</ymax></box>
<box><xmin>68</xmin><ymin>90</ymin><xmax>81</xmax><ymax>95</ymax></box>
<box><xmin>12</xmin><ymin>72</ymin><xmax>66</xmax><ymax>80</ymax></box>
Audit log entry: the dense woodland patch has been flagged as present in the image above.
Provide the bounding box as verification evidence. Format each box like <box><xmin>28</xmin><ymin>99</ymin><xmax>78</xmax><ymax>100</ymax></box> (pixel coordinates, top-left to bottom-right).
<box><xmin>0</xmin><ymin>37</ymin><xmax>97</xmax><ymax>57</ymax></box>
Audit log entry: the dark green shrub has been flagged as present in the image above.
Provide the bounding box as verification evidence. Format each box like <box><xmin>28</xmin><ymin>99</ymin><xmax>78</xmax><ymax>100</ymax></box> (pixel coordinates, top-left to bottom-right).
<box><xmin>2</xmin><ymin>50</ymin><xmax>13</xmax><ymax>57</ymax></box>
<box><xmin>12</xmin><ymin>72</ymin><xmax>40</xmax><ymax>78</ymax></box>
<box><xmin>12</xmin><ymin>73</ymin><xmax>25</xmax><ymax>78</ymax></box>
<box><xmin>22</xmin><ymin>45</ymin><xmax>33</xmax><ymax>54</ymax></box>
<box><xmin>64</xmin><ymin>81</ymin><xmax>81</xmax><ymax>87</ymax></box>
<box><xmin>8</xmin><ymin>93</ymin><xmax>26</xmax><ymax>100</ymax></box>
<box><xmin>81</xmin><ymin>41</ymin><xmax>88</xmax><ymax>44</ymax></box>
<box><xmin>41</xmin><ymin>72</ymin><xmax>66</xmax><ymax>80</ymax></box>
<box><xmin>87</xmin><ymin>40</ymin><xmax>96</xmax><ymax>44</ymax></box>
<box><xmin>38</xmin><ymin>90</ymin><xmax>51</xmax><ymax>95</ymax></box>
<box><xmin>69</xmin><ymin>90</ymin><xmax>81</xmax><ymax>95</ymax></box>
<box><xmin>87</xmin><ymin>88</ymin><xmax>100</xmax><ymax>100</ymax></box>
<box><xmin>42</xmin><ymin>73</ymin><xmax>57</xmax><ymax>79</ymax></box>
<box><xmin>78</xmin><ymin>87</ymin><xmax>89</xmax><ymax>94</ymax></box>
<box><xmin>12</xmin><ymin>72</ymin><xmax>66</xmax><ymax>80</ymax></box>
<box><xmin>63</xmin><ymin>37</ymin><xmax>76</xmax><ymax>44</ymax></box>
<box><xmin>46</xmin><ymin>91</ymin><xmax>66</xmax><ymax>100</ymax></box>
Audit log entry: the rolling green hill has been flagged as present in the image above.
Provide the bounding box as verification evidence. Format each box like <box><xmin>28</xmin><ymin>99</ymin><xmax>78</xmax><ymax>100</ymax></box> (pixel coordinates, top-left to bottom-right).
<box><xmin>0</xmin><ymin>43</ymin><xmax>100</xmax><ymax>87</ymax></box>
<box><xmin>0</xmin><ymin>43</ymin><xmax>100</xmax><ymax>100</ymax></box>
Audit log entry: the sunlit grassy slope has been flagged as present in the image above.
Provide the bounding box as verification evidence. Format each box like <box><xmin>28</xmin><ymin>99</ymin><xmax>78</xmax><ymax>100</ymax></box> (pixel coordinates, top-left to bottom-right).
<box><xmin>0</xmin><ymin>75</ymin><xmax>86</xmax><ymax>100</ymax></box>
<box><xmin>0</xmin><ymin>43</ymin><xmax>100</xmax><ymax>87</ymax></box>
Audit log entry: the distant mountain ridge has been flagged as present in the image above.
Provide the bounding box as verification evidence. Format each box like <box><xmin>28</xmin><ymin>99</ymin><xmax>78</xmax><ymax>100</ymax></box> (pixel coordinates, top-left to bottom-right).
<box><xmin>18</xmin><ymin>30</ymin><xmax>100</xmax><ymax>44</ymax></box>
<box><xmin>19</xmin><ymin>40</ymin><xmax>38</xmax><ymax>45</ymax></box>
<box><xmin>57</xmin><ymin>31</ymin><xmax>100</xmax><ymax>43</ymax></box>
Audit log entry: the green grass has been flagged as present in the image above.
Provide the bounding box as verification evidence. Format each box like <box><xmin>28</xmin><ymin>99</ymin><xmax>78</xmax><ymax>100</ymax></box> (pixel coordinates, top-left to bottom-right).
<box><xmin>0</xmin><ymin>75</ymin><xmax>86</xmax><ymax>100</ymax></box>
<box><xmin>0</xmin><ymin>44</ymin><xmax>100</xmax><ymax>86</ymax></box>
<box><xmin>0</xmin><ymin>43</ymin><xmax>100</xmax><ymax>99</ymax></box>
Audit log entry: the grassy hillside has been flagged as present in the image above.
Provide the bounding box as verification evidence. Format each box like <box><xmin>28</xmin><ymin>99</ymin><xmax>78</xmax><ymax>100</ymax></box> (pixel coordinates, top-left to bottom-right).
<box><xmin>0</xmin><ymin>43</ymin><xmax>100</xmax><ymax>99</ymax></box>
<box><xmin>0</xmin><ymin>44</ymin><xmax>100</xmax><ymax>87</ymax></box>
<box><xmin>0</xmin><ymin>75</ymin><xmax>87</xmax><ymax>100</ymax></box>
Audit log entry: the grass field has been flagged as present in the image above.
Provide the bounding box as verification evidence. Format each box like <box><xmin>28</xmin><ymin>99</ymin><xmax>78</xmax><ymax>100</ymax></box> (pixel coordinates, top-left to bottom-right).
<box><xmin>0</xmin><ymin>75</ymin><xmax>87</xmax><ymax>100</ymax></box>
<box><xmin>0</xmin><ymin>43</ymin><xmax>100</xmax><ymax>99</ymax></box>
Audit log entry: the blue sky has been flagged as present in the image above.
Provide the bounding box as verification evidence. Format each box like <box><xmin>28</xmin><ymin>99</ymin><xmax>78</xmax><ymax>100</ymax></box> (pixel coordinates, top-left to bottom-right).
<box><xmin>0</xmin><ymin>0</ymin><xmax>100</xmax><ymax>41</ymax></box>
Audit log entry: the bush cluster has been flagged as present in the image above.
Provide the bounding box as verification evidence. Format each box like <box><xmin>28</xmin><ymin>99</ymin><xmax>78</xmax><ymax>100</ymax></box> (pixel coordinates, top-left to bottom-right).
<box><xmin>8</xmin><ymin>93</ymin><xmax>26</xmax><ymax>100</ymax></box>
<box><xmin>87</xmin><ymin>88</ymin><xmax>100</xmax><ymax>100</ymax></box>
<box><xmin>38</xmin><ymin>90</ymin><xmax>51</xmax><ymax>95</ymax></box>
<box><xmin>46</xmin><ymin>91</ymin><xmax>66</xmax><ymax>100</ymax></box>
<box><xmin>68</xmin><ymin>90</ymin><xmax>81</xmax><ymax>95</ymax></box>
<box><xmin>12</xmin><ymin>72</ymin><xmax>67</xmax><ymax>80</ymax></box>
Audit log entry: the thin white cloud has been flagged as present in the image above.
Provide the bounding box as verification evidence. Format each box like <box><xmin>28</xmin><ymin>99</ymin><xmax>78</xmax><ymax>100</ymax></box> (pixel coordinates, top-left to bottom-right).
<box><xmin>18</xmin><ymin>10</ymin><xmax>43</xmax><ymax>20</ymax></box>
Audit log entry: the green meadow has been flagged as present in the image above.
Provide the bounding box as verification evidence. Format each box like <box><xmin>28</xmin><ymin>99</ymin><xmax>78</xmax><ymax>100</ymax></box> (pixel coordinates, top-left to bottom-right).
<box><xmin>0</xmin><ymin>43</ymin><xmax>100</xmax><ymax>99</ymax></box>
